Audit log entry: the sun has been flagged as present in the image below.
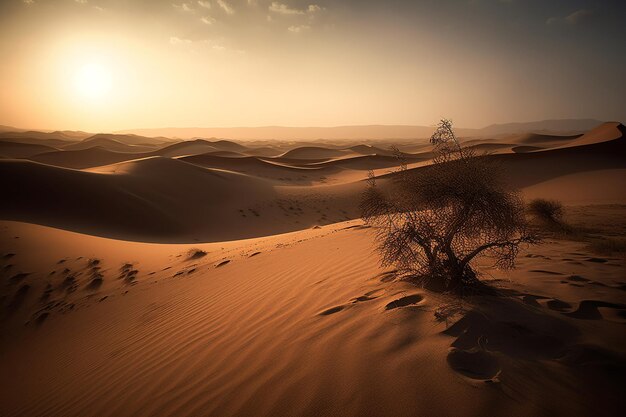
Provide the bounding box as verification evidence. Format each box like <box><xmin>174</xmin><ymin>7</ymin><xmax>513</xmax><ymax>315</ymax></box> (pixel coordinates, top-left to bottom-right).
<box><xmin>74</xmin><ymin>62</ymin><xmax>112</xmax><ymax>99</ymax></box>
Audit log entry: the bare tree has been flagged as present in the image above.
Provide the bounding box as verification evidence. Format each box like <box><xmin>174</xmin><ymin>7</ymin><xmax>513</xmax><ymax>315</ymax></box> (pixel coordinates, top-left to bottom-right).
<box><xmin>361</xmin><ymin>119</ymin><xmax>538</xmax><ymax>291</ymax></box>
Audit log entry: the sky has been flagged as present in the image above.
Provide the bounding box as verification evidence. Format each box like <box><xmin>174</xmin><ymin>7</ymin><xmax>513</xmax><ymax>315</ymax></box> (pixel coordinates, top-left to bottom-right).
<box><xmin>1</xmin><ymin>0</ymin><xmax>625</xmax><ymax>132</ymax></box>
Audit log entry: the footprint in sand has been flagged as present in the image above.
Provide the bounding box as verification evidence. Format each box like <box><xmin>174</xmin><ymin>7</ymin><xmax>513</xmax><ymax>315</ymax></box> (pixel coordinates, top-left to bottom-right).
<box><xmin>586</xmin><ymin>257</ymin><xmax>608</xmax><ymax>263</ymax></box>
<box><xmin>35</xmin><ymin>312</ymin><xmax>49</xmax><ymax>326</ymax></box>
<box><xmin>9</xmin><ymin>272</ymin><xmax>30</xmax><ymax>284</ymax></box>
<box><xmin>546</xmin><ymin>299</ymin><xmax>572</xmax><ymax>312</ymax></box>
<box><xmin>86</xmin><ymin>276</ymin><xmax>103</xmax><ymax>291</ymax></box>
<box><xmin>187</xmin><ymin>249</ymin><xmax>207</xmax><ymax>260</ymax></box>
<box><xmin>385</xmin><ymin>294</ymin><xmax>424</xmax><ymax>310</ymax></box>
<box><xmin>567</xmin><ymin>275</ymin><xmax>590</xmax><ymax>283</ymax></box>
<box><xmin>530</xmin><ymin>270</ymin><xmax>564</xmax><ymax>275</ymax></box>
<box><xmin>373</xmin><ymin>270</ymin><xmax>398</xmax><ymax>283</ymax></box>
<box><xmin>564</xmin><ymin>300</ymin><xmax>626</xmax><ymax>320</ymax></box>
<box><xmin>40</xmin><ymin>283</ymin><xmax>53</xmax><ymax>303</ymax></box>
<box><xmin>120</xmin><ymin>264</ymin><xmax>139</xmax><ymax>284</ymax></box>
<box><xmin>351</xmin><ymin>295</ymin><xmax>378</xmax><ymax>303</ymax></box>
<box><xmin>350</xmin><ymin>288</ymin><xmax>384</xmax><ymax>304</ymax></box>
<box><xmin>318</xmin><ymin>305</ymin><xmax>346</xmax><ymax>316</ymax></box>
<box><xmin>521</xmin><ymin>294</ymin><xmax>549</xmax><ymax>308</ymax></box>
<box><xmin>318</xmin><ymin>289</ymin><xmax>385</xmax><ymax>316</ymax></box>
<box><xmin>7</xmin><ymin>284</ymin><xmax>30</xmax><ymax>313</ymax></box>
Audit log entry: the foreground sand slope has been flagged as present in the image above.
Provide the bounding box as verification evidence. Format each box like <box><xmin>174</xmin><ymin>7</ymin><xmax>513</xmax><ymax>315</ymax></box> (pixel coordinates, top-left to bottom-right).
<box><xmin>1</xmin><ymin>216</ymin><xmax>625</xmax><ymax>417</ymax></box>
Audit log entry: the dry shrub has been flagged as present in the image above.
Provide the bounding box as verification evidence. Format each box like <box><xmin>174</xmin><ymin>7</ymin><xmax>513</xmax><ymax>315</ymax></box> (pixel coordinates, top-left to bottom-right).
<box><xmin>528</xmin><ymin>198</ymin><xmax>564</xmax><ymax>223</ymax></box>
<box><xmin>361</xmin><ymin>119</ymin><xmax>538</xmax><ymax>291</ymax></box>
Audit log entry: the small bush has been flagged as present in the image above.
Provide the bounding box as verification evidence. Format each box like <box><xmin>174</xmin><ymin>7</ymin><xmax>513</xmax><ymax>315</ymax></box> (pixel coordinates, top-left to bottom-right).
<box><xmin>361</xmin><ymin>119</ymin><xmax>538</xmax><ymax>291</ymax></box>
<box><xmin>528</xmin><ymin>199</ymin><xmax>563</xmax><ymax>222</ymax></box>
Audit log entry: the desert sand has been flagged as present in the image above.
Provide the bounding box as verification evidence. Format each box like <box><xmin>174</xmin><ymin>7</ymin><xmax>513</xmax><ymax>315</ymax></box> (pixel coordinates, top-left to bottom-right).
<box><xmin>1</xmin><ymin>122</ymin><xmax>625</xmax><ymax>417</ymax></box>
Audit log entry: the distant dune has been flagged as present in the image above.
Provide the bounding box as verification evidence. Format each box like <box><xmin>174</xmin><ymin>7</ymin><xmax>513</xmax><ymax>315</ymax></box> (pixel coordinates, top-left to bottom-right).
<box><xmin>30</xmin><ymin>147</ymin><xmax>144</xmax><ymax>169</ymax></box>
<box><xmin>281</xmin><ymin>146</ymin><xmax>355</xmax><ymax>160</ymax></box>
<box><xmin>1</xmin><ymin>121</ymin><xmax>623</xmax><ymax>241</ymax></box>
<box><xmin>64</xmin><ymin>134</ymin><xmax>167</xmax><ymax>153</ymax></box>
<box><xmin>478</xmin><ymin>118</ymin><xmax>603</xmax><ymax>136</ymax></box>
<box><xmin>0</xmin><ymin>141</ymin><xmax>59</xmax><ymax>159</ymax></box>
<box><xmin>0</xmin><ymin>157</ymin><xmax>275</xmax><ymax>241</ymax></box>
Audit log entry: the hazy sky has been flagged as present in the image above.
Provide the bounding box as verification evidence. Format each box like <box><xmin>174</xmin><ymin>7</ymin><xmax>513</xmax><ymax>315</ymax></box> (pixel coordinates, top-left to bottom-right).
<box><xmin>1</xmin><ymin>0</ymin><xmax>625</xmax><ymax>131</ymax></box>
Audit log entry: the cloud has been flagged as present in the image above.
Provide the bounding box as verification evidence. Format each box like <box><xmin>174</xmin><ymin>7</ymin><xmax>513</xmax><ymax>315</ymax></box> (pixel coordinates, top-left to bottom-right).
<box><xmin>288</xmin><ymin>24</ymin><xmax>310</xmax><ymax>33</ymax></box>
<box><xmin>197</xmin><ymin>0</ymin><xmax>211</xmax><ymax>9</ymax></box>
<box><xmin>201</xmin><ymin>15</ymin><xmax>216</xmax><ymax>25</ymax></box>
<box><xmin>270</xmin><ymin>2</ymin><xmax>304</xmax><ymax>15</ymax></box>
<box><xmin>565</xmin><ymin>9</ymin><xmax>591</xmax><ymax>25</ymax></box>
<box><xmin>269</xmin><ymin>2</ymin><xmax>322</xmax><ymax>16</ymax></box>
<box><xmin>22</xmin><ymin>0</ymin><xmax>35</xmax><ymax>4</ymax></box>
<box><xmin>547</xmin><ymin>9</ymin><xmax>592</xmax><ymax>26</ymax></box>
<box><xmin>173</xmin><ymin>3</ymin><xmax>194</xmax><ymax>12</ymax></box>
<box><xmin>169</xmin><ymin>36</ymin><xmax>192</xmax><ymax>45</ymax></box>
<box><xmin>75</xmin><ymin>0</ymin><xmax>88</xmax><ymax>4</ymax></box>
<box><xmin>217</xmin><ymin>0</ymin><xmax>234</xmax><ymax>15</ymax></box>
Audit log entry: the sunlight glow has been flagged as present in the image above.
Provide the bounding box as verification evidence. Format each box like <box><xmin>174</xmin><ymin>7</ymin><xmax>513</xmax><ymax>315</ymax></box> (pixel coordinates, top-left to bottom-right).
<box><xmin>74</xmin><ymin>62</ymin><xmax>112</xmax><ymax>100</ymax></box>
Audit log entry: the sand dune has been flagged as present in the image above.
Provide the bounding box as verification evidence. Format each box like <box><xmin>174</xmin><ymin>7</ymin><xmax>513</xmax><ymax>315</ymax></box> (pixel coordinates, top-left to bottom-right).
<box><xmin>0</xmin><ymin>130</ymin><xmax>90</xmax><ymax>143</ymax></box>
<box><xmin>369</xmin><ymin>123</ymin><xmax>625</xmax><ymax>204</ymax></box>
<box><xmin>0</xmin><ymin>157</ymin><xmax>275</xmax><ymax>241</ymax></box>
<box><xmin>204</xmin><ymin>150</ymin><xmax>247</xmax><ymax>158</ymax></box>
<box><xmin>243</xmin><ymin>146</ymin><xmax>284</xmax><ymax>157</ymax></box>
<box><xmin>155</xmin><ymin>139</ymin><xmax>221</xmax><ymax>157</ymax></box>
<box><xmin>80</xmin><ymin>133</ymin><xmax>172</xmax><ymax>147</ymax></box>
<box><xmin>1</xmin><ymin>122</ymin><xmax>624</xmax><ymax>241</ymax></box>
<box><xmin>478</xmin><ymin>118</ymin><xmax>603</xmax><ymax>136</ymax></box>
<box><xmin>179</xmin><ymin>153</ymin><xmax>332</xmax><ymax>182</ymax></box>
<box><xmin>554</xmin><ymin>121</ymin><xmax>623</xmax><ymax>148</ymax></box>
<box><xmin>281</xmin><ymin>146</ymin><xmax>356</xmax><ymax>160</ymax></box>
<box><xmin>208</xmin><ymin>139</ymin><xmax>250</xmax><ymax>153</ymax></box>
<box><xmin>30</xmin><ymin>147</ymin><xmax>145</xmax><ymax>169</ymax></box>
<box><xmin>0</xmin><ymin>215</ymin><xmax>624</xmax><ymax>417</ymax></box>
<box><xmin>64</xmin><ymin>135</ymin><xmax>158</xmax><ymax>153</ymax></box>
<box><xmin>0</xmin><ymin>141</ymin><xmax>59</xmax><ymax>159</ymax></box>
<box><xmin>346</xmin><ymin>144</ymin><xmax>398</xmax><ymax>156</ymax></box>
<box><xmin>508</xmin><ymin>132</ymin><xmax>581</xmax><ymax>145</ymax></box>
<box><xmin>494</xmin><ymin>123</ymin><xmax>625</xmax><ymax>189</ymax></box>
<box><xmin>522</xmin><ymin>168</ymin><xmax>626</xmax><ymax>204</ymax></box>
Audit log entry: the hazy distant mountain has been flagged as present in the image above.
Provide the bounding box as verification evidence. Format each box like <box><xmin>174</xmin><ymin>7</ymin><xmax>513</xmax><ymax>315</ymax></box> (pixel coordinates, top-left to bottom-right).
<box><xmin>116</xmin><ymin>125</ymin><xmax>440</xmax><ymax>141</ymax></box>
<box><xmin>0</xmin><ymin>125</ymin><xmax>25</xmax><ymax>133</ymax></box>
<box><xmin>1</xmin><ymin>119</ymin><xmax>610</xmax><ymax>143</ymax></box>
<box><xmin>477</xmin><ymin>119</ymin><xmax>605</xmax><ymax>136</ymax></box>
<box><xmin>0</xmin><ymin>130</ymin><xmax>93</xmax><ymax>147</ymax></box>
<box><xmin>117</xmin><ymin>119</ymin><xmax>608</xmax><ymax>141</ymax></box>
